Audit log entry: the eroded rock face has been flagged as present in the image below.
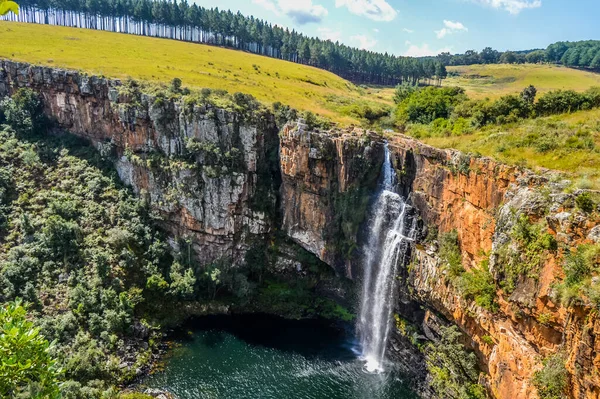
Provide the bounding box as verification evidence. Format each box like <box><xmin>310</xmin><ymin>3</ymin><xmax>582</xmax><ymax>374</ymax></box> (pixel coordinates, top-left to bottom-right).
<box><xmin>279</xmin><ymin>122</ymin><xmax>385</xmax><ymax>277</ymax></box>
<box><xmin>0</xmin><ymin>60</ymin><xmax>280</xmax><ymax>264</ymax></box>
<box><xmin>392</xmin><ymin>136</ymin><xmax>600</xmax><ymax>399</ymax></box>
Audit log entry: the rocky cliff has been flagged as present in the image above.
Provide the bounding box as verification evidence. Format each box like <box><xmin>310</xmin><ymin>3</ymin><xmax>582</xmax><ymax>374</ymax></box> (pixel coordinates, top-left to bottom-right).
<box><xmin>2</xmin><ymin>60</ymin><xmax>599</xmax><ymax>399</ymax></box>
<box><xmin>0</xmin><ymin>60</ymin><xmax>282</xmax><ymax>265</ymax></box>
<box><xmin>391</xmin><ymin>137</ymin><xmax>600</xmax><ymax>399</ymax></box>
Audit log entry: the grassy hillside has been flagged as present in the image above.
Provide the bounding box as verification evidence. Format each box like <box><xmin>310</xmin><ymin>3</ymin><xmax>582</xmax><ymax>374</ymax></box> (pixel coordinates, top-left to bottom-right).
<box><xmin>0</xmin><ymin>22</ymin><xmax>391</xmax><ymax>124</ymax></box>
<box><xmin>418</xmin><ymin>108</ymin><xmax>600</xmax><ymax>187</ymax></box>
<box><xmin>445</xmin><ymin>64</ymin><xmax>600</xmax><ymax>100</ymax></box>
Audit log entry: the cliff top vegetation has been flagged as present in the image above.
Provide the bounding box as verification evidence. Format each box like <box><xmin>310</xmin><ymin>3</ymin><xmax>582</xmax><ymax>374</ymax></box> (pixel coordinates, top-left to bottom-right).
<box><xmin>0</xmin><ymin>21</ymin><xmax>393</xmax><ymax>125</ymax></box>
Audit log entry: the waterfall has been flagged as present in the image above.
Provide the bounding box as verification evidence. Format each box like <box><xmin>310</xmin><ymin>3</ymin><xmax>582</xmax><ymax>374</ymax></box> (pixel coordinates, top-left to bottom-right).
<box><xmin>358</xmin><ymin>143</ymin><xmax>416</xmax><ymax>374</ymax></box>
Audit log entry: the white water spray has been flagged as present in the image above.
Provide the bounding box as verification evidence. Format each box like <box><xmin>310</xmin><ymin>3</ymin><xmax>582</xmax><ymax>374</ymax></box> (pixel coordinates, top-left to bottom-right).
<box><xmin>358</xmin><ymin>144</ymin><xmax>416</xmax><ymax>374</ymax></box>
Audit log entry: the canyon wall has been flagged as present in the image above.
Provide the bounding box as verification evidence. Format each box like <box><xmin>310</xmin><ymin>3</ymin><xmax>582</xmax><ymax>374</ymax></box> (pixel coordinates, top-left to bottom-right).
<box><xmin>2</xmin><ymin>60</ymin><xmax>600</xmax><ymax>398</ymax></box>
<box><xmin>392</xmin><ymin>137</ymin><xmax>600</xmax><ymax>399</ymax></box>
<box><xmin>0</xmin><ymin>60</ymin><xmax>282</xmax><ymax>264</ymax></box>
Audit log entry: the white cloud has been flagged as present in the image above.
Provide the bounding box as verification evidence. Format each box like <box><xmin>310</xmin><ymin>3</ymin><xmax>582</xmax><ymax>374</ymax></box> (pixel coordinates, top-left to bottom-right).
<box><xmin>252</xmin><ymin>0</ymin><xmax>329</xmax><ymax>24</ymax></box>
<box><xmin>470</xmin><ymin>0</ymin><xmax>542</xmax><ymax>14</ymax></box>
<box><xmin>435</xmin><ymin>20</ymin><xmax>468</xmax><ymax>39</ymax></box>
<box><xmin>335</xmin><ymin>0</ymin><xmax>397</xmax><ymax>22</ymax></box>
<box><xmin>351</xmin><ymin>34</ymin><xmax>378</xmax><ymax>50</ymax></box>
<box><xmin>318</xmin><ymin>27</ymin><xmax>342</xmax><ymax>42</ymax></box>
<box><xmin>373</xmin><ymin>28</ymin><xmax>379</xmax><ymax>33</ymax></box>
<box><xmin>404</xmin><ymin>42</ymin><xmax>452</xmax><ymax>57</ymax></box>
<box><xmin>403</xmin><ymin>28</ymin><xmax>414</xmax><ymax>33</ymax></box>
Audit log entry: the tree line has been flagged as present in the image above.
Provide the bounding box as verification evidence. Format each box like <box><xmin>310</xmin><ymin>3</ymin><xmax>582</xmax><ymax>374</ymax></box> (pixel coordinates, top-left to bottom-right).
<box><xmin>436</xmin><ymin>41</ymin><xmax>600</xmax><ymax>70</ymax></box>
<box><xmin>2</xmin><ymin>0</ymin><xmax>447</xmax><ymax>86</ymax></box>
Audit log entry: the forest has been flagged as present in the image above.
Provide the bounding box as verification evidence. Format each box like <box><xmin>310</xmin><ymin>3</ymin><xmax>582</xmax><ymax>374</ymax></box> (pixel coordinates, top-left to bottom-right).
<box><xmin>4</xmin><ymin>0</ymin><xmax>447</xmax><ymax>86</ymax></box>
<box><xmin>437</xmin><ymin>41</ymin><xmax>600</xmax><ymax>70</ymax></box>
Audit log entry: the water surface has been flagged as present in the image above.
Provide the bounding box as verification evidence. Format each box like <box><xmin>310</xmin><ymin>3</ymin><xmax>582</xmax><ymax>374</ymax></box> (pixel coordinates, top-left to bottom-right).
<box><xmin>145</xmin><ymin>314</ymin><xmax>417</xmax><ymax>399</ymax></box>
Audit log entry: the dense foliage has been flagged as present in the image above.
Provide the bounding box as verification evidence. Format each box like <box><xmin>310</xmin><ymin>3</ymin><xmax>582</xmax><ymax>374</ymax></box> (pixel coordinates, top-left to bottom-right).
<box><xmin>0</xmin><ymin>88</ymin><xmax>355</xmax><ymax>396</ymax></box>
<box><xmin>10</xmin><ymin>0</ymin><xmax>446</xmax><ymax>86</ymax></box>
<box><xmin>426</xmin><ymin>325</ymin><xmax>486</xmax><ymax>399</ymax></box>
<box><xmin>438</xmin><ymin>41</ymin><xmax>600</xmax><ymax>71</ymax></box>
<box><xmin>0</xmin><ymin>300</ymin><xmax>61</xmax><ymax>398</ymax></box>
<box><xmin>397</xmin><ymin>82</ymin><xmax>600</xmax><ymax>139</ymax></box>
<box><xmin>0</xmin><ymin>90</ymin><xmax>182</xmax><ymax>396</ymax></box>
<box><xmin>546</xmin><ymin>41</ymin><xmax>600</xmax><ymax>70</ymax></box>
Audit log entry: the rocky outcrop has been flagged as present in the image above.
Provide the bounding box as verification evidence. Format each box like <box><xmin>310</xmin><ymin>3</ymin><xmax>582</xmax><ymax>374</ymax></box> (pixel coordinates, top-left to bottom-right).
<box><xmin>279</xmin><ymin>122</ymin><xmax>384</xmax><ymax>277</ymax></box>
<box><xmin>0</xmin><ymin>60</ymin><xmax>279</xmax><ymax>264</ymax></box>
<box><xmin>392</xmin><ymin>137</ymin><xmax>600</xmax><ymax>399</ymax></box>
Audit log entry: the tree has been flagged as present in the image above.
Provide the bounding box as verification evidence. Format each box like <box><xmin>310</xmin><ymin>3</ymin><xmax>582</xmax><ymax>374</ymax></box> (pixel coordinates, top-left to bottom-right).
<box><xmin>521</xmin><ymin>85</ymin><xmax>537</xmax><ymax>105</ymax></box>
<box><xmin>526</xmin><ymin>50</ymin><xmax>546</xmax><ymax>64</ymax></box>
<box><xmin>0</xmin><ymin>0</ymin><xmax>19</xmax><ymax>16</ymax></box>
<box><xmin>500</xmin><ymin>51</ymin><xmax>517</xmax><ymax>64</ymax></box>
<box><xmin>0</xmin><ymin>301</ymin><xmax>61</xmax><ymax>398</ymax></box>
<box><xmin>480</xmin><ymin>47</ymin><xmax>499</xmax><ymax>64</ymax></box>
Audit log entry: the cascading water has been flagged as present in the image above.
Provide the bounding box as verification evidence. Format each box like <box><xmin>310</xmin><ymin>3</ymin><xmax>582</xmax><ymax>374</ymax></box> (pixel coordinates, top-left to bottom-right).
<box><xmin>358</xmin><ymin>143</ymin><xmax>416</xmax><ymax>374</ymax></box>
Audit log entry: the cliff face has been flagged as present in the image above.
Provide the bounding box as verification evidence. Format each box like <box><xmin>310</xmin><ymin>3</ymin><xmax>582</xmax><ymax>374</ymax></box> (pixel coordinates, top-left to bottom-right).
<box><xmin>391</xmin><ymin>137</ymin><xmax>600</xmax><ymax>399</ymax></box>
<box><xmin>0</xmin><ymin>60</ymin><xmax>280</xmax><ymax>264</ymax></box>
<box><xmin>2</xmin><ymin>60</ymin><xmax>600</xmax><ymax>399</ymax></box>
<box><xmin>279</xmin><ymin>123</ymin><xmax>384</xmax><ymax>277</ymax></box>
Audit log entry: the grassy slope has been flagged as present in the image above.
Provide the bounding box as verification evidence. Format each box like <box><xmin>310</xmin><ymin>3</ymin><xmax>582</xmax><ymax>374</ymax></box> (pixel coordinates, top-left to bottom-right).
<box><xmin>445</xmin><ymin>64</ymin><xmax>600</xmax><ymax>100</ymax></box>
<box><xmin>0</xmin><ymin>21</ymin><xmax>391</xmax><ymax>124</ymax></box>
<box><xmin>420</xmin><ymin>108</ymin><xmax>600</xmax><ymax>187</ymax></box>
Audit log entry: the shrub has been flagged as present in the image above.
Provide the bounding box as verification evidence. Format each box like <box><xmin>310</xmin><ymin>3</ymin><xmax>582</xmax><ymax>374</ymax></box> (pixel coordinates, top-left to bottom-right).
<box><xmin>532</xmin><ymin>353</ymin><xmax>569</xmax><ymax>399</ymax></box>
<box><xmin>536</xmin><ymin>90</ymin><xmax>585</xmax><ymax>116</ymax></box>
<box><xmin>576</xmin><ymin>192</ymin><xmax>595</xmax><ymax>213</ymax></box>
<box><xmin>169</xmin><ymin>77</ymin><xmax>182</xmax><ymax>93</ymax></box>
<box><xmin>457</xmin><ymin>263</ymin><xmax>498</xmax><ymax>312</ymax></box>
<box><xmin>0</xmin><ymin>301</ymin><xmax>62</xmax><ymax>398</ymax></box>
<box><xmin>426</xmin><ymin>325</ymin><xmax>486</xmax><ymax>399</ymax></box>
<box><xmin>439</xmin><ymin>230</ymin><xmax>464</xmax><ymax>278</ymax></box>
<box><xmin>396</xmin><ymin>86</ymin><xmax>467</xmax><ymax>125</ymax></box>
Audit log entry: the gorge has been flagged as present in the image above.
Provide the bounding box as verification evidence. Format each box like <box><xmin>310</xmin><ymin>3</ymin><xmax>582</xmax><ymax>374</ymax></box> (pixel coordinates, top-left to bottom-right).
<box><xmin>2</xmin><ymin>60</ymin><xmax>600</xmax><ymax>399</ymax></box>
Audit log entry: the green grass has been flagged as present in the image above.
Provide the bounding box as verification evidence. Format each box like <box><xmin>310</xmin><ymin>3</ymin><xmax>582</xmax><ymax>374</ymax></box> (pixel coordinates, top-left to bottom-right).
<box><xmin>418</xmin><ymin>108</ymin><xmax>600</xmax><ymax>187</ymax></box>
<box><xmin>0</xmin><ymin>21</ymin><xmax>391</xmax><ymax>124</ymax></box>
<box><xmin>445</xmin><ymin>64</ymin><xmax>600</xmax><ymax>100</ymax></box>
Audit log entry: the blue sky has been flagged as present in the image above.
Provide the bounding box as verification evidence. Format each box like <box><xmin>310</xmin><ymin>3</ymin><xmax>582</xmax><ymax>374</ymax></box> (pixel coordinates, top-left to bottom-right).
<box><xmin>191</xmin><ymin>0</ymin><xmax>598</xmax><ymax>56</ymax></box>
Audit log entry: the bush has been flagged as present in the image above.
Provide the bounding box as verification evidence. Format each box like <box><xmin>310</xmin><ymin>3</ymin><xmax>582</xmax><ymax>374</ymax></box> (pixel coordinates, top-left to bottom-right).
<box><xmin>0</xmin><ymin>301</ymin><xmax>62</xmax><ymax>398</ymax></box>
<box><xmin>532</xmin><ymin>353</ymin><xmax>569</xmax><ymax>399</ymax></box>
<box><xmin>536</xmin><ymin>90</ymin><xmax>586</xmax><ymax>116</ymax></box>
<box><xmin>396</xmin><ymin>86</ymin><xmax>467</xmax><ymax>125</ymax></box>
<box><xmin>426</xmin><ymin>325</ymin><xmax>486</xmax><ymax>399</ymax></box>
<box><xmin>439</xmin><ymin>230</ymin><xmax>464</xmax><ymax>278</ymax></box>
<box><xmin>457</xmin><ymin>263</ymin><xmax>498</xmax><ymax>312</ymax></box>
<box><xmin>576</xmin><ymin>192</ymin><xmax>595</xmax><ymax>213</ymax></box>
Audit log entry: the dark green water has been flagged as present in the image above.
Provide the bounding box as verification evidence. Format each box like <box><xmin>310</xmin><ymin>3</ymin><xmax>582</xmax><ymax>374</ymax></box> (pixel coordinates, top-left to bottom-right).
<box><xmin>145</xmin><ymin>314</ymin><xmax>417</xmax><ymax>399</ymax></box>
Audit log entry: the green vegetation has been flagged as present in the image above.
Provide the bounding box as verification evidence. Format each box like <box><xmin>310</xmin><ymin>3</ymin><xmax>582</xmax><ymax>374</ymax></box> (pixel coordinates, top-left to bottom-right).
<box><xmin>439</xmin><ymin>230</ymin><xmax>465</xmax><ymax>278</ymax></box>
<box><xmin>397</xmin><ymin>69</ymin><xmax>600</xmax><ymax>187</ymax></box>
<box><xmin>438</xmin><ymin>231</ymin><xmax>498</xmax><ymax>312</ymax></box>
<box><xmin>15</xmin><ymin>1</ymin><xmax>446</xmax><ymax>87</ymax></box>
<box><xmin>0</xmin><ymin>21</ymin><xmax>393</xmax><ymax>125</ymax></box>
<box><xmin>0</xmin><ymin>89</ymin><xmax>180</xmax><ymax>396</ymax></box>
<box><xmin>396</xmin><ymin>86</ymin><xmax>467</xmax><ymax>124</ymax></box>
<box><xmin>1</xmin><ymin>300</ymin><xmax>61</xmax><ymax>398</ymax></box>
<box><xmin>426</xmin><ymin>325</ymin><xmax>486</xmax><ymax>399</ymax></box>
<box><xmin>555</xmin><ymin>244</ymin><xmax>600</xmax><ymax>308</ymax></box>
<box><xmin>456</xmin><ymin>262</ymin><xmax>498</xmax><ymax>312</ymax></box>
<box><xmin>394</xmin><ymin>314</ymin><xmax>421</xmax><ymax>348</ymax></box>
<box><xmin>532</xmin><ymin>353</ymin><xmax>569</xmax><ymax>399</ymax></box>
<box><xmin>444</xmin><ymin>64</ymin><xmax>600</xmax><ymax>100</ymax></box>
<box><xmin>440</xmin><ymin>41</ymin><xmax>600</xmax><ymax>73</ymax></box>
<box><xmin>495</xmin><ymin>214</ymin><xmax>557</xmax><ymax>294</ymax></box>
<box><xmin>420</xmin><ymin>108</ymin><xmax>600</xmax><ymax>187</ymax></box>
